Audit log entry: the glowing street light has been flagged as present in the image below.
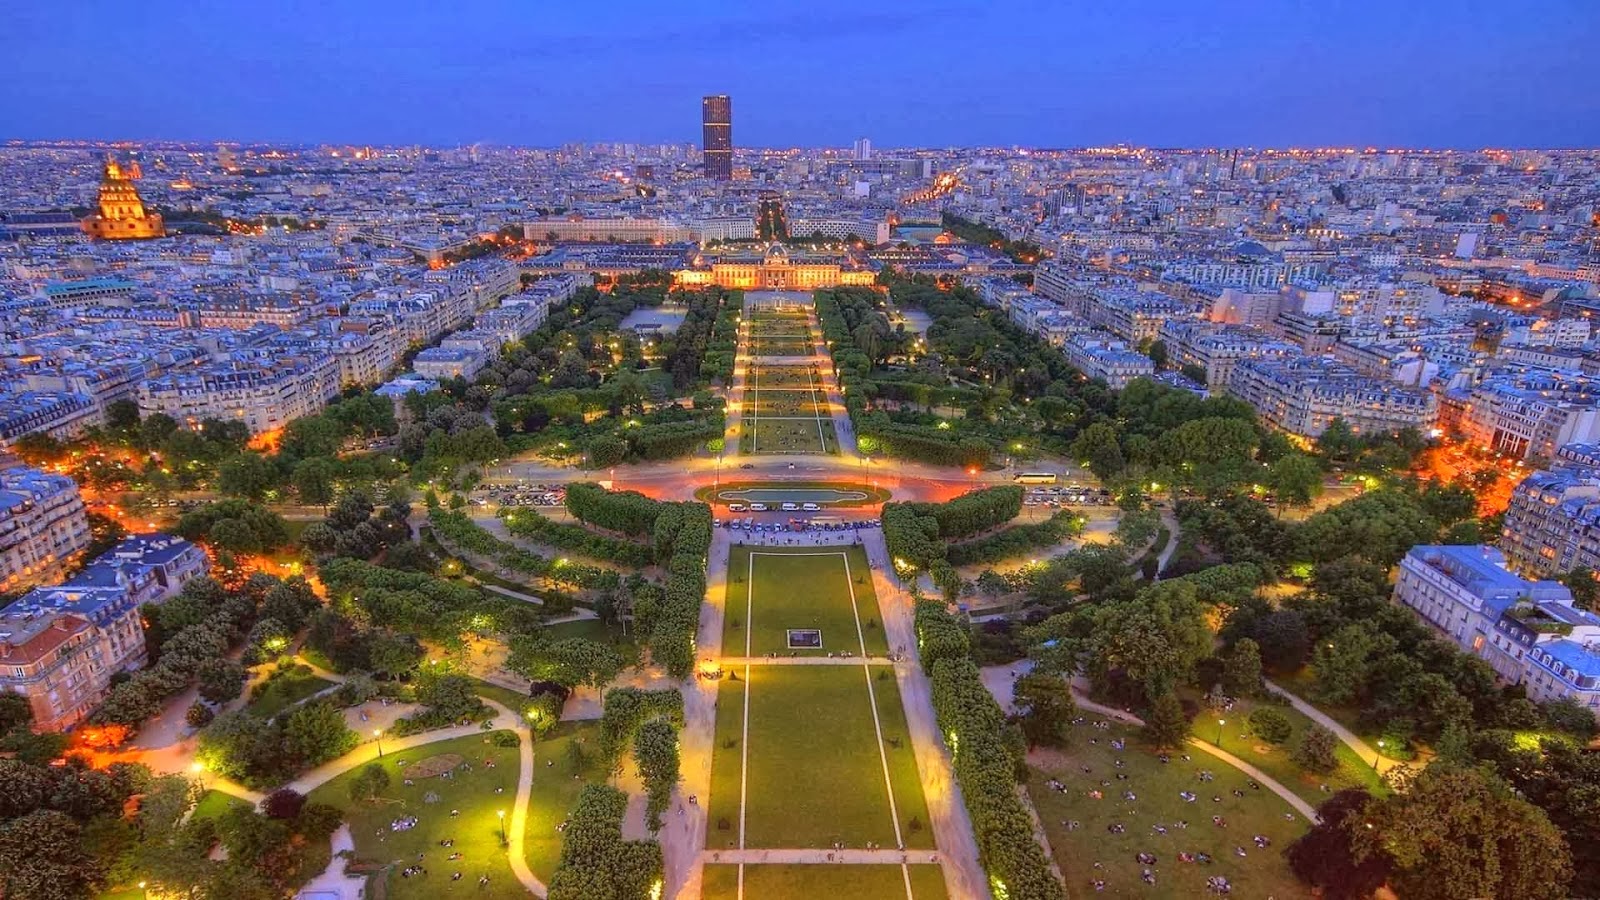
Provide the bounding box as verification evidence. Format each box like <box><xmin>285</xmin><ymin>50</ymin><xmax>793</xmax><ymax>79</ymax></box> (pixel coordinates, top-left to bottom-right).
<box><xmin>1216</xmin><ymin>719</ymin><xmax>1226</xmax><ymax>747</ymax></box>
<box><xmin>497</xmin><ymin>809</ymin><xmax>507</xmax><ymax>843</ymax></box>
<box><xmin>373</xmin><ymin>728</ymin><xmax>385</xmax><ymax>758</ymax></box>
<box><xmin>1374</xmin><ymin>739</ymin><xmax>1385</xmax><ymax>770</ymax></box>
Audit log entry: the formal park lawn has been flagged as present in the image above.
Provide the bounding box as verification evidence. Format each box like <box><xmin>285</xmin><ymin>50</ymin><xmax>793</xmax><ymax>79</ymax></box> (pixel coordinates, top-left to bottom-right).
<box><xmin>724</xmin><ymin>546</ymin><xmax>888</xmax><ymax>657</ymax></box>
<box><xmin>750</xmin><ymin>416</ymin><xmax>838</xmax><ymax>454</ymax></box>
<box><xmin>707</xmin><ymin>665</ymin><xmax>932</xmax><ymax>850</ymax></box>
<box><xmin>747</xmin><ymin>366</ymin><xmax>821</xmax><ymax>389</ymax></box>
<box><xmin>246</xmin><ymin>663</ymin><xmax>335</xmax><ymax>718</ymax></box>
<box><xmin>1029</xmin><ymin>722</ymin><xmax>1310</xmax><ymax>900</ymax></box>
<box><xmin>701</xmin><ymin>863</ymin><xmax>949</xmax><ymax>899</ymax></box>
<box><xmin>1208</xmin><ymin>696</ymin><xmax>1388</xmax><ymax>805</ymax></box>
<box><xmin>306</xmin><ymin>731</ymin><xmax>526</xmax><ymax>900</ymax></box>
<box><xmin>749</xmin><ymin>389</ymin><xmax>829</xmax><ymax>417</ymax></box>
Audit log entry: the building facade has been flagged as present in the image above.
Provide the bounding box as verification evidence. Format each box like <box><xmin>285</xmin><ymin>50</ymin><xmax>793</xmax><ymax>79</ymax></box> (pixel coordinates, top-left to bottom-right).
<box><xmin>0</xmin><ymin>466</ymin><xmax>92</xmax><ymax>597</ymax></box>
<box><xmin>702</xmin><ymin>95</ymin><xmax>733</xmax><ymax>181</ymax></box>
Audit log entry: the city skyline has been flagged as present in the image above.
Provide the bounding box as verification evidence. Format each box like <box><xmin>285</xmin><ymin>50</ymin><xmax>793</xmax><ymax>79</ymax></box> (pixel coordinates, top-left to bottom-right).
<box><xmin>8</xmin><ymin>0</ymin><xmax>1599</xmax><ymax>148</ymax></box>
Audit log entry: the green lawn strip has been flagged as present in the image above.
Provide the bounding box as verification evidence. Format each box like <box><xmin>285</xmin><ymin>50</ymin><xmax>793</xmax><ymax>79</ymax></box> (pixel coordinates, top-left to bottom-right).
<box><xmin>305</xmin><ymin>731</ymin><xmax>526</xmax><ymax>900</ymax></box>
<box><xmin>701</xmin><ymin>864</ymin><xmax>948</xmax><ymax>900</ymax></box>
<box><xmin>725</xmin><ymin>546</ymin><xmax>888</xmax><ymax>657</ymax></box>
<box><xmin>1213</xmin><ymin>696</ymin><xmax>1388</xmax><ymax>803</ymax></box>
<box><xmin>523</xmin><ymin>720</ymin><xmax>605</xmax><ymax>882</ymax></box>
<box><xmin>1276</xmin><ymin>669</ymin><xmax>1409</xmax><ymax>760</ymax></box>
<box><xmin>743</xmin><ymin>666</ymin><xmax>905</xmax><ymax>848</ymax></box>
<box><xmin>695</xmin><ymin>481</ymin><xmax>891</xmax><ymax>507</ymax></box>
<box><xmin>247</xmin><ymin>666</ymin><xmax>335</xmax><ymax>718</ymax></box>
<box><xmin>1029</xmin><ymin>722</ymin><xmax>1310</xmax><ymax>900</ymax></box>
<box><xmin>543</xmin><ymin>617</ymin><xmax>639</xmax><ymax>664</ymax></box>
<box><xmin>872</xmin><ymin>672</ymin><xmax>936</xmax><ymax>849</ymax></box>
<box><xmin>470</xmin><ymin>679</ymin><xmax>531</xmax><ymax>715</ymax></box>
<box><xmin>191</xmin><ymin>788</ymin><xmax>252</xmax><ymax>822</ymax></box>
<box><xmin>706</xmin><ymin>675</ymin><xmax>747</xmax><ymax>850</ymax></box>
<box><xmin>749</xmin><ymin>390</ymin><xmax>829</xmax><ymax>417</ymax></box>
<box><xmin>751</xmin><ymin>417</ymin><xmax>838</xmax><ymax>455</ymax></box>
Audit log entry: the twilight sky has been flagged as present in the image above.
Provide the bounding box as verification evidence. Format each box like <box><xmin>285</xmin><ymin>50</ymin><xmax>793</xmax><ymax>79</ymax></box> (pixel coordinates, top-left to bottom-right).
<box><xmin>9</xmin><ymin>0</ymin><xmax>1598</xmax><ymax>148</ymax></box>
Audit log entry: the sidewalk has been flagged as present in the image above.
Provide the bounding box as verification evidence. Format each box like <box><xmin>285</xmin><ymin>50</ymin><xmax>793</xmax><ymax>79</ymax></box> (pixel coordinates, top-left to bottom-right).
<box><xmin>1263</xmin><ymin>677</ymin><xmax>1403</xmax><ymax>775</ymax></box>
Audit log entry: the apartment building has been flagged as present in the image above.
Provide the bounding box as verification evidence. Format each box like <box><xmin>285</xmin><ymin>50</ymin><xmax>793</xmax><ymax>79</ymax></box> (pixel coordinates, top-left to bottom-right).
<box><xmin>0</xmin><ymin>466</ymin><xmax>92</xmax><ymax>596</ymax></box>
<box><xmin>1395</xmin><ymin>545</ymin><xmax>1600</xmax><ymax>715</ymax></box>
<box><xmin>1063</xmin><ymin>332</ymin><xmax>1155</xmax><ymax>389</ymax></box>
<box><xmin>1458</xmin><ymin>374</ymin><xmax>1600</xmax><ymax>461</ymax></box>
<box><xmin>1226</xmin><ymin>355</ymin><xmax>1438</xmax><ymax>438</ymax></box>
<box><xmin>0</xmin><ymin>533</ymin><xmax>206</xmax><ymax>732</ymax></box>
<box><xmin>1159</xmin><ymin>320</ymin><xmax>1297</xmax><ymax>390</ymax></box>
<box><xmin>1499</xmin><ymin>468</ymin><xmax>1600</xmax><ymax>577</ymax></box>
<box><xmin>138</xmin><ymin>356</ymin><xmax>341</xmax><ymax>433</ymax></box>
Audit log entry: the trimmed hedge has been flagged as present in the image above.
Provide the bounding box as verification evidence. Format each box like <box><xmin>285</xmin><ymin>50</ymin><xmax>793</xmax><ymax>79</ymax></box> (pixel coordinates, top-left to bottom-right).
<box><xmin>919</xmin><ymin>601</ymin><xmax>1065</xmax><ymax>900</ymax></box>
<box><xmin>946</xmin><ymin>510</ymin><xmax>1083</xmax><ymax>567</ymax></box>
<box><xmin>428</xmin><ymin>509</ymin><xmax>618</xmax><ymax>591</ymax></box>
<box><xmin>564</xmin><ymin>484</ymin><xmax>711</xmax><ymax>678</ymax></box>
<box><xmin>884</xmin><ymin>485</ymin><xmax>1027</xmax><ymax>572</ymax></box>
<box><xmin>500</xmin><ymin>508</ymin><xmax>654</xmax><ymax>567</ymax></box>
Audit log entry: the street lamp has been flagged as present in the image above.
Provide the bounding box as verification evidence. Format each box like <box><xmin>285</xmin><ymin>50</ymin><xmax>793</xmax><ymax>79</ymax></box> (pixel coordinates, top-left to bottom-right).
<box><xmin>138</xmin><ymin>882</ymin><xmax>147</xmax><ymax>900</ymax></box>
<box><xmin>497</xmin><ymin>809</ymin><xmax>507</xmax><ymax>843</ymax></box>
<box><xmin>373</xmin><ymin>728</ymin><xmax>385</xmax><ymax>758</ymax></box>
<box><xmin>1216</xmin><ymin>719</ymin><xmax>1226</xmax><ymax>747</ymax></box>
<box><xmin>1374</xmin><ymin>739</ymin><xmax>1385</xmax><ymax>771</ymax></box>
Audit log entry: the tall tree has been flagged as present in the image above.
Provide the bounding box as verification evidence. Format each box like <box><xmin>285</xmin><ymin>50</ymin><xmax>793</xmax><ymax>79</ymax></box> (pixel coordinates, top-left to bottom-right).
<box><xmin>1286</xmin><ymin>789</ymin><xmax>1392</xmax><ymax>900</ymax></box>
<box><xmin>1012</xmin><ymin>672</ymin><xmax>1075</xmax><ymax>748</ymax></box>
<box><xmin>1354</xmin><ymin>765</ymin><xmax>1573</xmax><ymax>900</ymax></box>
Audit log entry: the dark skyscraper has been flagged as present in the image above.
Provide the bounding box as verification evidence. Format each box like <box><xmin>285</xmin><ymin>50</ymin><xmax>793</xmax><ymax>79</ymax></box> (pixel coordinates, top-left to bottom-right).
<box><xmin>702</xmin><ymin>94</ymin><xmax>732</xmax><ymax>181</ymax></box>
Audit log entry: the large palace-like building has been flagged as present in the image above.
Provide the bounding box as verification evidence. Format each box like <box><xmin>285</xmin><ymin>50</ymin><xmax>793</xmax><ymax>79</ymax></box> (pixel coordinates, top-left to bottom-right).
<box><xmin>674</xmin><ymin>242</ymin><xmax>875</xmax><ymax>290</ymax></box>
<box><xmin>81</xmin><ymin>158</ymin><xmax>166</xmax><ymax>240</ymax></box>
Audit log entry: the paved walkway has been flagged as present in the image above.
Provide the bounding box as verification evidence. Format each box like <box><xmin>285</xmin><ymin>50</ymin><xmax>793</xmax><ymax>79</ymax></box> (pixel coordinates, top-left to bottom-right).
<box><xmin>1263</xmin><ymin>677</ymin><xmax>1403</xmax><ymax>775</ymax></box>
<box><xmin>862</xmin><ymin>529</ymin><xmax>990</xmax><ymax>900</ymax></box>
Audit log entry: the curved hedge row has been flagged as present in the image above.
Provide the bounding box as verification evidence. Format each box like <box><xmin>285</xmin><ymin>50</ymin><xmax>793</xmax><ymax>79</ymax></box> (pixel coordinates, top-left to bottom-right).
<box><xmin>945</xmin><ymin>510</ymin><xmax>1083</xmax><ymax>567</ymax></box>
<box><xmin>500</xmin><ymin>508</ymin><xmax>654</xmax><ymax>567</ymax></box>
<box><xmin>918</xmin><ymin>603</ymin><xmax>1065</xmax><ymax>900</ymax></box>
<box><xmin>428</xmin><ymin>509</ymin><xmax>618</xmax><ymax>591</ymax></box>
<box><xmin>884</xmin><ymin>485</ymin><xmax>1026</xmax><ymax>572</ymax></box>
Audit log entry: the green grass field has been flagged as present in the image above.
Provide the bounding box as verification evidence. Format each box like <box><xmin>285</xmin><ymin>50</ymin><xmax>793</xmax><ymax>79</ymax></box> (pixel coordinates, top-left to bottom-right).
<box><xmin>747</xmin><ymin>366</ymin><xmax>822</xmax><ymax>389</ymax></box>
<box><xmin>724</xmin><ymin>546</ymin><xmax>888</xmax><ymax>657</ymax></box>
<box><xmin>748</xmin><ymin>390</ymin><xmax>828</xmax><ymax>417</ymax></box>
<box><xmin>191</xmin><ymin>789</ymin><xmax>252</xmax><ymax>822</ymax></box>
<box><xmin>751</xmin><ymin>338</ymin><xmax>816</xmax><ymax>357</ymax></box>
<box><xmin>1210</xmin><ymin>696</ymin><xmax>1388</xmax><ymax>804</ymax></box>
<box><xmin>751</xmin><ymin>417</ymin><xmax>838</xmax><ymax>454</ymax></box>
<box><xmin>522</xmin><ymin>721</ymin><xmax>605</xmax><ymax>882</ymax></box>
<box><xmin>701</xmin><ymin>864</ymin><xmax>948</xmax><ymax>899</ymax></box>
<box><xmin>707</xmin><ymin>665</ymin><xmax>931</xmax><ymax>850</ymax></box>
<box><xmin>305</xmin><ymin>731</ymin><xmax>526</xmax><ymax>900</ymax></box>
<box><xmin>1029</xmin><ymin>722</ymin><xmax>1310</xmax><ymax>899</ymax></box>
<box><xmin>247</xmin><ymin>663</ymin><xmax>335</xmax><ymax>718</ymax></box>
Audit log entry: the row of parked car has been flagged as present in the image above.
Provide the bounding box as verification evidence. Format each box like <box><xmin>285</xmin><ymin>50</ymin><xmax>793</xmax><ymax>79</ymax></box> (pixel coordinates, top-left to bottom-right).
<box><xmin>474</xmin><ymin>482</ymin><xmax>566</xmax><ymax>507</ymax></box>
<box><xmin>1025</xmin><ymin>486</ymin><xmax>1112</xmax><ymax>506</ymax></box>
<box><xmin>726</xmin><ymin>501</ymin><xmax>823</xmax><ymax>512</ymax></box>
<box><xmin>717</xmin><ymin>518</ymin><xmax>880</xmax><ymax>532</ymax></box>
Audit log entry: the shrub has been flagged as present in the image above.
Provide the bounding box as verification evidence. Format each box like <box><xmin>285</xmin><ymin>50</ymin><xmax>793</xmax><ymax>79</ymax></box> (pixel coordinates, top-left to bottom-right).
<box><xmin>1248</xmin><ymin>707</ymin><xmax>1293</xmax><ymax>745</ymax></box>
<box><xmin>1292</xmin><ymin>723</ymin><xmax>1339</xmax><ymax>772</ymax></box>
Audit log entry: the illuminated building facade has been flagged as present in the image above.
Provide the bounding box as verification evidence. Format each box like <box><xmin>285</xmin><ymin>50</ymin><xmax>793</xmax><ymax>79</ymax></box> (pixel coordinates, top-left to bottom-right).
<box><xmin>675</xmin><ymin>242</ymin><xmax>876</xmax><ymax>291</ymax></box>
<box><xmin>702</xmin><ymin>94</ymin><xmax>732</xmax><ymax>181</ymax></box>
<box><xmin>80</xmin><ymin>158</ymin><xmax>166</xmax><ymax>240</ymax></box>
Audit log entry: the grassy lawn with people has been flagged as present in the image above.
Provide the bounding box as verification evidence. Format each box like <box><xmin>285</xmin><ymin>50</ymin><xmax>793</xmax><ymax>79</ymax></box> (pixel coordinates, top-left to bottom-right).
<box><xmin>522</xmin><ymin>720</ymin><xmax>605</xmax><ymax>882</ymax></box>
<box><xmin>749</xmin><ymin>417</ymin><xmax>839</xmax><ymax>454</ymax></box>
<box><xmin>707</xmin><ymin>664</ymin><xmax>932</xmax><ymax>850</ymax></box>
<box><xmin>724</xmin><ymin>546</ymin><xmax>888</xmax><ymax>657</ymax></box>
<box><xmin>1029</xmin><ymin>721</ymin><xmax>1309</xmax><ymax>899</ymax></box>
<box><xmin>305</xmin><ymin>731</ymin><xmax>525</xmax><ymax>900</ymax></box>
<box><xmin>701</xmin><ymin>863</ymin><xmax>949</xmax><ymax>899</ymax></box>
<box><xmin>1206</xmin><ymin>696</ymin><xmax>1389</xmax><ymax>805</ymax></box>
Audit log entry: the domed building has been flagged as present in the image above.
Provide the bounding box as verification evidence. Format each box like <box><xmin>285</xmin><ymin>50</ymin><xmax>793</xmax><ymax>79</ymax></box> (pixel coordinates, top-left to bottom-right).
<box><xmin>81</xmin><ymin>158</ymin><xmax>165</xmax><ymax>240</ymax></box>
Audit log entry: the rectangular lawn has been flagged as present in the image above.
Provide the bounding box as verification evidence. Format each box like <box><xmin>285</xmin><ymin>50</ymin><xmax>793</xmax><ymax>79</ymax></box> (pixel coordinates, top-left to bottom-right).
<box><xmin>749</xmin><ymin>390</ymin><xmax>828</xmax><ymax>417</ymax></box>
<box><xmin>751</xmin><ymin>416</ymin><xmax>837</xmax><ymax>454</ymax></box>
<box><xmin>708</xmin><ymin>665</ymin><xmax>930</xmax><ymax>849</ymax></box>
<box><xmin>701</xmin><ymin>864</ymin><xmax>948</xmax><ymax>900</ymax></box>
<box><xmin>724</xmin><ymin>546</ymin><xmax>888</xmax><ymax>657</ymax></box>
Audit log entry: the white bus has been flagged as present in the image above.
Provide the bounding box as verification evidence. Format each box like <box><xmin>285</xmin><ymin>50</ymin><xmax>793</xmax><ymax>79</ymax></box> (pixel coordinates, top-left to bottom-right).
<box><xmin>1014</xmin><ymin>472</ymin><xmax>1059</xmax><ymax>485</ymax></box>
